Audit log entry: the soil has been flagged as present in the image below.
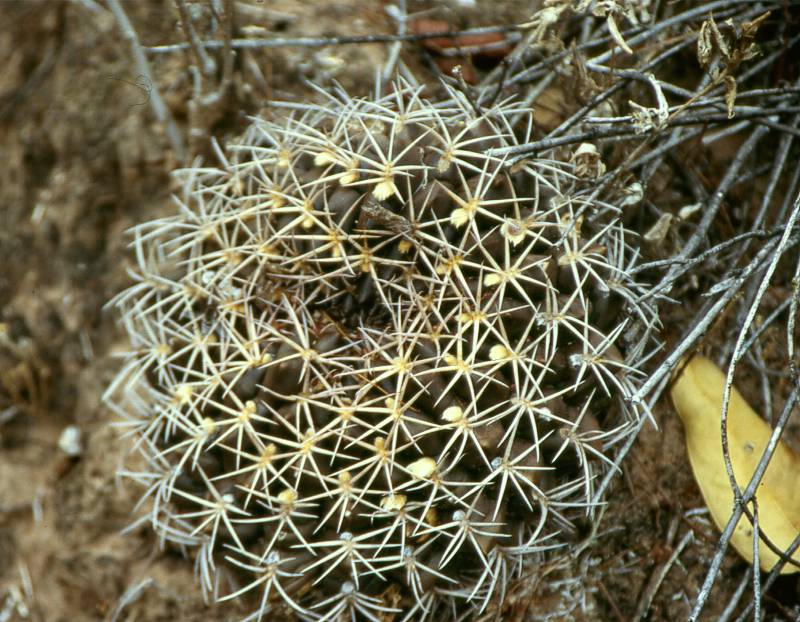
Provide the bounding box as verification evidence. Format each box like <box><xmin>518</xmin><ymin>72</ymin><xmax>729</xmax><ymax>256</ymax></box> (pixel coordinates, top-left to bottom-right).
<box><xmin>1</xmin><ymin>2</ymin><xmax>798</xmax><ymax>622</ymax></box>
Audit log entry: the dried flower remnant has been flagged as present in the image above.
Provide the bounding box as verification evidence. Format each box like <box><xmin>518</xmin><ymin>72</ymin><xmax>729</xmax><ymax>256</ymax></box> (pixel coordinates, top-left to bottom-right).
<box><xmin>107</xmin><ymin>78</ymin><xmax>659</xmax><ymax>621</ymax></box>
<box><xmin>571</xmin><ymin>142</ymin><xmax>606</xmax><ymax>178</ymax></box>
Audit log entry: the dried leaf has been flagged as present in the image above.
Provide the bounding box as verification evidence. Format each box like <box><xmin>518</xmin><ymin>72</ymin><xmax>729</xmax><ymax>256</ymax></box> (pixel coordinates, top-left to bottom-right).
<box><xmin>741</xmin><ymin>42</ymin><xmax>760</xmax><ymax>62</ymax></box>
<box><xmin>671</xmin><ymin>356</ymin><xmax>800</xmax><ymax>574</ymax></box>
<box><xmin>534</xmin><ymin>86</ymin><xmax>568</xmax><ymax>131</ymax></box>
<box><xmin>677</xmin><ymin>202</ymin><xmax>703</xmax><ymax>221</ymax></box>
<box><xmin>697</xmin><ymin>19</ymin><xmax>714</xmax><ymax>67</ymax></box>
<box><xmin>620</xmin><ymin>182</ymin><xmax>643</xmax><ymax>207</ymax></box>
<box><xmin>643</xmin><ymin>212</ymin><xmax>673</xmax><ymax>243</ymax></box>
<box><xmin>697</xmin><ymin>11</ymin><xmax>769</xmax><ymax>76</ymax></box>
<box><xmin>453</xmin><ymin>33</ymin><xmax>511</xmax><ymax>59</ymax></box>
<box><xmin>522</xmin><ymin>5</ymin><xmax>569</xmax><ymax>42</ymax></box>
<box><xmin>629</xmin><ymin>72</ymin><xmax>670</xmax><ymax>133</ymax></box>
<box><xmin>569</xmin><ymin>43</ymin><xmax>600</xmax><ymax>100</ymax></box>
<box><xmin>407</xmin><ymin>18</ymin><xmax>510</xmax><ymax>81</ymax></box>
<box><xmin>708</xmin><ymin>16</ymin><xmax>730</xmax><ymax>60</ymax></box>
<box><xmin>570</xmin><ymin>143</ymin><xmax>606</xmax><ymax>178</ymax></box>
<box><xmin>724</xmin><ymin>75</ymin><xmax>737</xmax><ymax>119</ymax></box>
<box><xmin>741</xmin><ymin>11</ymin><xmax>770</xmax><ymax>42</ymax></box>
<box><xmin>648</xmin><ymin>73</ymin><xmax>670</xmax><ymax>121</ymax></box>
<box><xmin>407</xmin><ymin>18</ymin><xmax>451</xmax><ymax>45</ymax></box>
<box><xmin>697</xmin><ymin>14</ymin><xmax>734</xmax><ymax>68</ymax></box>
<box><xmin>629</xmin><ymin>100</ymin><xmax>667</xmax><ymax>134</ymax></box>
<box><xmin>607</xmin><ymin>13</ymin><xmax>633</xmax><ymax>55</ymax></box>
<box><xmin>408</xmin><ymin>19</ymin><xmax>510</xmax><ymax>57</ymax></box>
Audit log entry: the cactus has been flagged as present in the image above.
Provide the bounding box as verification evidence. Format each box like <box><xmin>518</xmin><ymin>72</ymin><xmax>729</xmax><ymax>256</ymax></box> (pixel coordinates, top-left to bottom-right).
<box><xmin>107</xmin><ymin>77</ymin><xmax>658</xmax><ymax>621</ymax></box>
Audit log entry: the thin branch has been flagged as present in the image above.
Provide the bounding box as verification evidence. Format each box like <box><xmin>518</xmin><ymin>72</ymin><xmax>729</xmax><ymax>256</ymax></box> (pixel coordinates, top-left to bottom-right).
<box><xmin>689</xmin><ymin>387</ymin><xmax>800</xmax><ymax>621</ymax></box>
<box><xmin>633</xmin><ymin>529</ymin><xmax>693</xmax><ymax>621</ymax></box>
<box><xmin>637</xmin><ymin>125</ymin><xmax>770</xmax><ymax>306</ymax></box>
<box><xmin>145</xmin><ymin>25</ymin><xmax>521</xmax><ymax>53</ymax></box>
<box><xmin>108</xmin><ymin>0</ymin><xmax>185</xmax><ymax>162</ymax></box>
<box><xmin>488</xmin><ymin>107</ymin><xmax>799</xmax><ymax>161</ymax></box>
<box><xmin>732</xmin><ymin>533</ymin><xmax>800</xmax><ymax>622</ymax></box>
<box><xmin>690</xmin><ymin>192</ymin><xmax>800</xmax><ymax>622</ymax></box>
<box><xmin>507</xmin><ymin>1</ymin><xmax>772</xmax><ymax>87</ymax></box>
<box><xmin>631</xmin><ymin>228</ymin><xmax>782</xmax><ymax>275</ymax></box>
<box><xmin>220</xmin><ymin>0</ymin><xmax>235</xmax><ymax>90</ymax></box>
<box><xmin>382</xmin><ymin>0</ymin><xmax>407</xmax><ymax>81</ymax></box>
<box><xmin>175</xmin><ymin>0</ymin><xmax>216</xmax><ymax>75</ymax></box>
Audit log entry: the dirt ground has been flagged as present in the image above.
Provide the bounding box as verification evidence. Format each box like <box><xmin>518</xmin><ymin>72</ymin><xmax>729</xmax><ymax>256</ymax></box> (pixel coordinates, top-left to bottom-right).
<box><xmin>1</xmin><ymin>2</ymin><xmax>798</xmax><ymax>621</ymax></box>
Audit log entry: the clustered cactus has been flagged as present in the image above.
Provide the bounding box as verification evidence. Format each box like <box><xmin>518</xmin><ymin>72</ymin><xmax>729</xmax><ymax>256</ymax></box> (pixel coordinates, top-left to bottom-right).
<box><xmin>107</xmin><ymin>77</ymin><xmax>658</xmax><ymax>621</ymax></box>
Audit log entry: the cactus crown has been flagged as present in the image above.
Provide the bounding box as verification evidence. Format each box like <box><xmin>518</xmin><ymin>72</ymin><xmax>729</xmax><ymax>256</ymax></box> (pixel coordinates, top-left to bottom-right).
<box><xmin>108</xmin><ymin>78</ymin><xmax>658</xmax><ymax>621</ymax></box>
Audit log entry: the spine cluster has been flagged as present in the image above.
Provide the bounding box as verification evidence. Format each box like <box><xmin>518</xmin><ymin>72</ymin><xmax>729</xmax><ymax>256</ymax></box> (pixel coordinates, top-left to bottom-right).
<box><xmin>108</xmin><ymin>78</ymin><xmax>658</xmax><ymax>621</ymax></box>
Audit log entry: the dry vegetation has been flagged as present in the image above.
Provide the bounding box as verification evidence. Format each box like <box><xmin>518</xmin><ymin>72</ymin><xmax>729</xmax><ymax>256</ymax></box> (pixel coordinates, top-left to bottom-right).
<box><xmin>0</xmin><ymin>1</ymin><xmax>799</xmax><ymax>621</ymax></box>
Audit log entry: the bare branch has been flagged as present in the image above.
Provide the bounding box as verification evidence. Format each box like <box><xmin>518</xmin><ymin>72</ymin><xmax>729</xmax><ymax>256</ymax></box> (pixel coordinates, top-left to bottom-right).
<box><xmin>107</xmin><ymin>0</ymin><xmax>185</xmax><ymax>162</ymax></box>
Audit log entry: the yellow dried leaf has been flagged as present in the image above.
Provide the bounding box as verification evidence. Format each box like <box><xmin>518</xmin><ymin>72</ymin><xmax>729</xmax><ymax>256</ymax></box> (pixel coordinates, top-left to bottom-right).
<box><xmin>671</xmin><ymin>355</ymin><xmax>800</xmax><ymax>573</ymax></box>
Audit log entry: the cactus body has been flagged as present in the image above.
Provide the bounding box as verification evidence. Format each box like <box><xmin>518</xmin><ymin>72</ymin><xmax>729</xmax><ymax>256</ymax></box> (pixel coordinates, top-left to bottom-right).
<box><xmin>109</xmin><ymin>79</ymin><xmax>657</xmax><ymax>621</ymax></box>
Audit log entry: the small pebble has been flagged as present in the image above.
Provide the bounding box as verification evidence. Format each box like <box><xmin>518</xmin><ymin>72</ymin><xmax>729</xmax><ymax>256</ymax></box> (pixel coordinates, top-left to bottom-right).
<box><xmin>58</xmin><ymin>425</ymin><xmax>83</xmax><ymax>457</ymax></box>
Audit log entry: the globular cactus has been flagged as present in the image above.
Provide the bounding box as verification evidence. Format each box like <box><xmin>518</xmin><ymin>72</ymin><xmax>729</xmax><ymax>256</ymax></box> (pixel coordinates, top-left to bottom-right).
<box><xmin>107</xmin><ymin>77</ymin><xmax>658</xmax><ymax>621</ymax></box>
